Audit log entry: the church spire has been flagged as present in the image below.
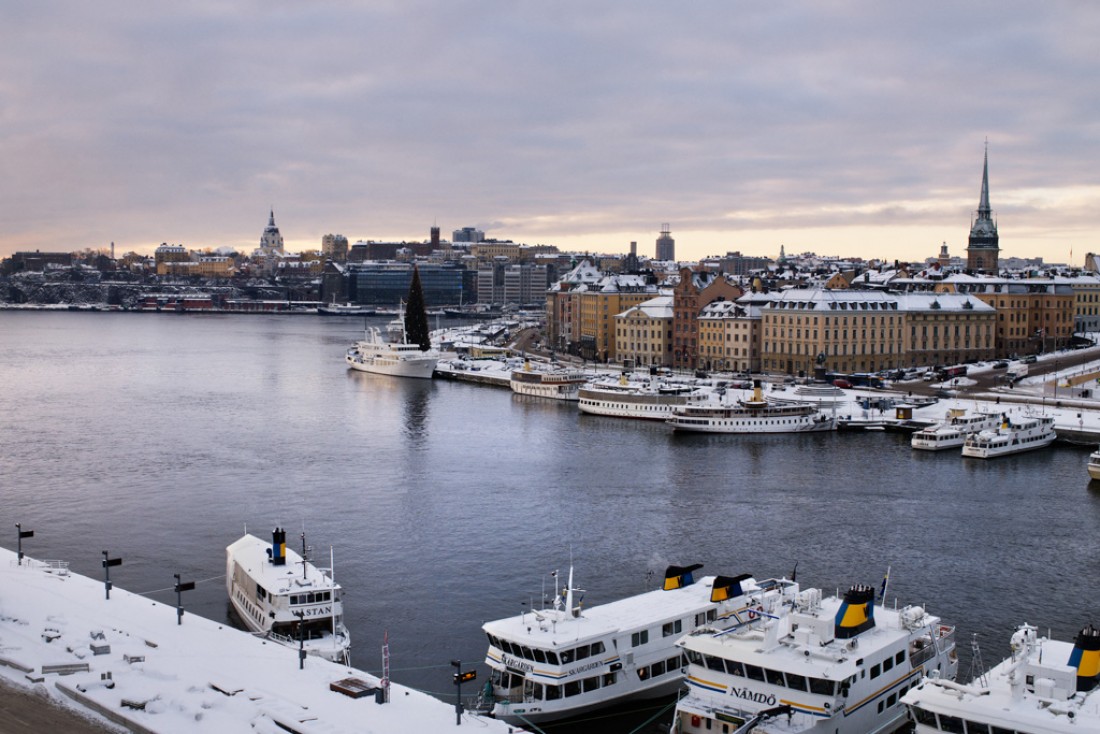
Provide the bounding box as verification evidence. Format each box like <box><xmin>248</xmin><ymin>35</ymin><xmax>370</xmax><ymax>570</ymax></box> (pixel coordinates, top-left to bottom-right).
<box><xmin>977</xmin><ymin>142</ymin><xmax>991</xmax><ymax>217</ymax></box>
<box><xmin>268</xmin><ymin>208</ymin><xmax>276</xmax><ymax>227</ymax></box>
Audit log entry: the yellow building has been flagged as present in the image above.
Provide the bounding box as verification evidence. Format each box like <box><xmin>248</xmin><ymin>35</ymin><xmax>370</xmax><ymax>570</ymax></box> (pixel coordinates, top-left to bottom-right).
<box><xmin>157</xmin><ymin>256</ymin><xmax>233</xmax><ymax>278</ymax></box>
<box><xmin>614</xmin><ymin>296</ymin><xmax>673</xmax><ymax>367</ymax></box>
<box><xmin>896</xmin><ymin>293</ymin><xmax>996</xmax><ymax>367</ymax></box>
<box><xmin>697</xmin><ymin>299</ymin><xmax>763</xmax><ymax>373</ymax></box>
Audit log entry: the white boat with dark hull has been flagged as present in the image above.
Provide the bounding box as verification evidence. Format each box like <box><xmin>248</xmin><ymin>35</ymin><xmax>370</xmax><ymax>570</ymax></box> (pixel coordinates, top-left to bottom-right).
<box><xmin>911</xmin><ymin>408</ymin><xmax>1002</xmax><ymax>451</ymax></box>
<box><xmin>961</xmin><ymin>413</ymin><xmax>1056</xmax><ymax>459</ymax></box>
<box><xmin>482</xmin><ymin>565</ymin><xmax>761</xmax><ymax>726</ymax></box>
<box><xmin>674</xmin><ymin>582</ymin><xmax>958</xmax><ymax>734</ymax></box>
<box><xmin>508</xmin><ymin>361</ymin><xmax>588</xmax><ymax>401</ymax></box>
<box><xmin>345</xmin><ymin>326</ymin><xmax>438</xmax><ymax>379</ymax></box>
<box><xmin>904</xmin><ymin>623</ymin><xmax>1100</xmax><ymax>734</ymax></box>
<box><xmin>667</xmin><ymin>381</ymin><xmax>835</xmax><ymax>434</ymax></box>
<box><xmin>578</xmin><ymin>377</ymin><xmax>710</xmax><ymax>420</ymax></box>
<box><xmin>226</xmin><ymin>528</ymin><xmax>350</xmax><ymax>664</ymax></box>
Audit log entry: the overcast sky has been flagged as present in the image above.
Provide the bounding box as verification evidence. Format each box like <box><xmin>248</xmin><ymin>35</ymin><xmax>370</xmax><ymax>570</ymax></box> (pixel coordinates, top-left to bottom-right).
<box><xmin>2</xmin><ymin>2</ymin><xmax>1098</xmax><ymax>264</ymax></box>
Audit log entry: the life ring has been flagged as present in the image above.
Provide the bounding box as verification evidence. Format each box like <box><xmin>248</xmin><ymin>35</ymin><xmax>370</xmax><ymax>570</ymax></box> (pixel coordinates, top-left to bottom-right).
<box><xmin>691</xmin><ymin>714</ymin><xmax>702</xmax><ymax>728</ymax></box>
<box><xmin>747</xmin><ymin>606</ymin><xmax>762</xmax><ymax>620</ymax></box>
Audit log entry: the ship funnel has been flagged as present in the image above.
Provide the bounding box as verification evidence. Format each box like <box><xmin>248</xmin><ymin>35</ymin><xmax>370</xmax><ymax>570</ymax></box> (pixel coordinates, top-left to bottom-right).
<box><xmin>834</xmin><ymin>584</ymin><xmax>876</xmax><ymax>639</ymax></box>
<box><xmin>271</xmin><ymin>527</ymin><xmax>287</xmax><ymax>566</ymax></box>
<box><xmin>752</xmin><ymin>379</ymin><xmax>764</xmax><ymax>403</ymax></box>
<box><xmin>664</xmin><ymin>563</ymin><xmax>704</xmax><ymax>590</ymax></box>
<box><xmin>1068</xmin><ymin>624</ymin><xmax>1100</xmax><ymax>692</ymax></box>
<box><xmin>711</xmin><ymin>573</ymin><xmax>752</xmax><ymax>602</ymax></box>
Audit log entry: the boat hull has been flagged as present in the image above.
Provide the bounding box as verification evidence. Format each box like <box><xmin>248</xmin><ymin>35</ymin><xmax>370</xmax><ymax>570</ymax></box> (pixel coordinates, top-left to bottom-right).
<box><xmin>346</xmin><ymin>353</ymin><xmax>437</xmax><ymax>379</ymax></box>
<box><xmin>1088</xmin><ymin>459</ymin><xmax>1100</xmax><ymax>480</ymax></box>
<box><xmin>669</xmin><ymin>413</ymin><xmax>835</xmax><ymax>434</ymax></box>
<box><xmin>492</xmin><ymin>676</ymin><xmax>681</xmax><ymax>725</ymax></box>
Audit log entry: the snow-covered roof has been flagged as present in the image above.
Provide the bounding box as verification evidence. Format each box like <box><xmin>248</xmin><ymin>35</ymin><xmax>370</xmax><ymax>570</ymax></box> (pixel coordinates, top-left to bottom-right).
<box><xmin>0</xmin><ymin>547</ymin><xmax>513</xmax><ymax>733</ymax></box>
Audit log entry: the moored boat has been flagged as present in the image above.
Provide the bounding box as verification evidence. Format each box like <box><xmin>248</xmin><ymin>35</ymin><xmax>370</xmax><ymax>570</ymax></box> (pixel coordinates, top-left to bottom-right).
<box><xmin>911</xmin><ymin>408</ymin><xmax>1003</xmax><ymax>451</ymax></box>
<box><xmin>481</xmin><ymin>564</ymin><xmax>761</xmax><ymax>726</ymax></box>
<box><xmin>667</xmin><ymin>380</ymin><xmax>835</xmax><ymax>434</ymax></box>
<box><xmin>1089</xmin><ymin>447</ymin><xmax>1100</xmax><ymax>480</ymax></box>
<box><xmin>226</xmin><ymin>528</ymin><xmax>350</xmax><ymax>664</ymax></box>
<box><xmin>345</xmin><ymin>326</ymin><xmax>438</xmax><ymax>379</ymax></box>
<box><xmin>674</xmin><ymin>581</ymin><xmax>958</xmax><ymax>734</ymax></box>
<box><xmin>578</xmin><ymin>376</ymin><xmax>710</xmax><ymax>420</ymax></box>
<box><xmin>961</xmin><ymin>413</ymin><xmax>1056</xmax><ymax>459</ymax></box>
<box><xmin>508</xmin><ymin>360</ymin><xmax>588</xmax><ymax>401</ymax></box>
<box><xmin>903</xmin><ymin>622</ymin><xmax>1100</xmax><ymax>733</ymax></box>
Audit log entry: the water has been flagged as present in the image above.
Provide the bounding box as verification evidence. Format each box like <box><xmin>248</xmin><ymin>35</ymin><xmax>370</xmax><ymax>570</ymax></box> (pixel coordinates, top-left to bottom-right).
<box><xmin>2</xmin><ymin>311</ymin><xmax>1097</xmax><ymax>731</ymax></box>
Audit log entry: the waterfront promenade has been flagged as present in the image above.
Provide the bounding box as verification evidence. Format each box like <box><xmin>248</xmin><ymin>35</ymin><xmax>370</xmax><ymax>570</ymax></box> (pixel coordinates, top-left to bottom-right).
<box><xmin>0</xmin><ymin>548</ymin><xmax>515</xmax><ymax>734</ymax></box>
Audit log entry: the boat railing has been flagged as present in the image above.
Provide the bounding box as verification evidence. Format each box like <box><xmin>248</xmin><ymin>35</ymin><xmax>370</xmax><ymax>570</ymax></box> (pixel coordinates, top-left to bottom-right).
<box><xmin>22</xmin><ymin>558</ymin><xmax>70</xmax><ymax>576</ymax></box>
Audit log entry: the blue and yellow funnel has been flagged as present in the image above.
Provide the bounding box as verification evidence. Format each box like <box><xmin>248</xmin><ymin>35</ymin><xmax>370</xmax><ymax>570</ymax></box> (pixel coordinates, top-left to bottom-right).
<box><xmin>664</xmin><ymin>564</ymin><xmax>704</xmax><ymax>590</ymax></box>
<box><xmin>711</xmin><ymin>573</ymin><xmax>752</xmax><ymax>602</ymax></box>
<box><xmin>834</xmin><ymin>585</ymin><xmax>876</xmax><ymax>639</ymax></box>
<box><xmin>1068</xmin><ymin>624</ymin><xmax>1100</xmax><ymax>692</ymax></box>
<box><xmin>270</xmin><ymin>527</ymin><xmax>287</xmax><ymax>566</ymax></box>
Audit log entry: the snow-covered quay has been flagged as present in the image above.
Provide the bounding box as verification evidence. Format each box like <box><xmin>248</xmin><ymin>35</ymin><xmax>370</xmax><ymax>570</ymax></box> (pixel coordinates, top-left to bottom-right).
<box><xmin>0</xmin><ymin>547</ymin><xmax>518</xmax><ymax>733</ymax></box>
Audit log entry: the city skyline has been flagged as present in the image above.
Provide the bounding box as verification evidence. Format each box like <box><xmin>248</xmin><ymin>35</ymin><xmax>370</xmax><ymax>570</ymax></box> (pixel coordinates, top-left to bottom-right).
<box><xmin>2</xmin><ymin>3</ymin><xmax>1097</xmax><ymax>264</ymax></box>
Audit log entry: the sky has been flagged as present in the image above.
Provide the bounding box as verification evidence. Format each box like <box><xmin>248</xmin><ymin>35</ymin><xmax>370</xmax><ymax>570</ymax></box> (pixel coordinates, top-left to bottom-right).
<box><xmin>2</xmin><ymin>2</ymin><xmax>1098</xmax><ymax>265</ymax></box>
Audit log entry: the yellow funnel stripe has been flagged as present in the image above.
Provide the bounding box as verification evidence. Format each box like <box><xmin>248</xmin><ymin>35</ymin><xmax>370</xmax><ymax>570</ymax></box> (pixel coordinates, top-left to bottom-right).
<box><xmin>1077</xmin><ymin>648</ymin><xmax>1100</xmax><ymax>678</ymax></box>
<box><xmin>712</xmin><ymin>586</ymin><xmax>731</xmax><ymax>601</ymax></box>
<box><xmin>664</xmin><ymin>576</ymin><xmax>683</xmax><ymax>591</ymax></box>
<box><xmin>838</xmin><ymin>603</ymin><xmax>869</xmax><ymax>628</ymax></box>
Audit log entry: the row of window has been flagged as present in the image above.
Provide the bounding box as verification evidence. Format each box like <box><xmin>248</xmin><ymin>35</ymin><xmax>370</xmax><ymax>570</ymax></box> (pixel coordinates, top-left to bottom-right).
<box><xmin>909</xmin><ymin>706</ymin><xmax>1015</xmax><ymax>734</ymax></box>
<box><xmin>684</xmin><ymin>649</ymin><xmax>841</xmax><ymax>695</ymax></box>
<box><xmin>486</xmin><ymin>634</ymin><xmax>607</xmax><ymax>666</ymax></box>
<box><xmin>495</xmin><ymin>654</ymin><xmax>685</xmax><ymax>701</ymax></box>
<box><xmin>289</xmin><ymin>591</ymin><xmax>332</xmax><ymax>606</ymax></box>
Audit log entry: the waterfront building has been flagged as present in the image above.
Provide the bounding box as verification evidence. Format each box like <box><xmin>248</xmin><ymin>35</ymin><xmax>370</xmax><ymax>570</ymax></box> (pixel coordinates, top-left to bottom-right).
<box><xmin>697</xmin><ymin>299</ymin><xmax>763</xmax><ymax>373</ymax></box>
<box><xmin>966</xmin><ymin>148</ymin><xmax>1000</xmax><ymax>274</ymax></box>
<box><xmin>321</xmin><ymin>234</ymin><xmax>348</xmax><ymax>261</ymax></box>
<box><xmin>158</xmin><ymin>256</ymin><xmax>234</xmax><ymax>279</ymax></box>
<box><xmin>761</xmin><ymin>289</ymin><xmax>903</xmax><ymax>377</ymax></box>
<box><xmin>1065</xmin><ymin>273</ymin><xmax>1100</xmax><ymax>333</ymax></box>
<box><xmin>452</xmin><ymin>226</ymin><xmax>484</xmax><ymax>243</ymax></box>
<box><xmin>896</xmin><ymin>292</ymin><xmax>996</xmax><ymax>367</ymax></box>
<box><xmin>476</xmin><ymin>261</ymin><xmax>549</xmax><ymax>306</ymax></box>
<box><xmin>347</xmin><ymin>261</ymin><xmax>465</xmax><ymax>307</ymax></box>
<box><xmin>655</xmin><ymin>224</ymin><xmax>675</xmax><ymax>261</ymax></box>
<box><xmin>545</xmin><ymin>260</ymin><xmax>603</xmax><ymax>355</ymax></box>
<box><xmin>614</xmin><ymin>295</ymin><xmax>673</xmax><ymax>367</ymax></box>
<box><xmin>671</xmin><ymin>268</ymin><xmax>744</xmax><ymax>370</ymax></box>
<box><xmin>154</xmin><ymin>243</ymin><xmax>189</xmax><ymax>267</ymax></box>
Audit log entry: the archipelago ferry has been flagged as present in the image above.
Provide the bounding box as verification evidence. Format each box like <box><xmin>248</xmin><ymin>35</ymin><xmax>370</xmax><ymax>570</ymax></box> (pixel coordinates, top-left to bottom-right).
<box><xmin>226</xmin><ymin>528</ymin><xmax>351</xmax><ymax>665</ymax></box>
<box><xmin>673</xmin><ymin>581</ymin><xmax>957</xmax><ymax>734</ymax></box>
<box><xmin>481</xmin><ymin>564</ymin><xmax>762</xmax><ymax>726</ymax></box>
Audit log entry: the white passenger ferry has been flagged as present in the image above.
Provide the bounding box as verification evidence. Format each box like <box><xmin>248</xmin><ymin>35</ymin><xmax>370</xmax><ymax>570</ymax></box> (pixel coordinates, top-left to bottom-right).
<box><xmin>509</xmin><ymin>360</ymin><xmax>588</xmax><ymax>401</ymax></box>
<box><xmin>911</xmin><ymin>408</ymin><xmax>1002</xmax><ymax>451</ymax></box>
<box><xmin>226</xmin><ymin>528</ymin><xmax>350</xmax><ymax>664</ymax></box>
<box><xmin>961</xmin><ymin>414</ymin><xmax>1056</xmax><ymax>459</ymax></box>
<box><xmin>578</xmin><ymin>376</ymin><xmax>710</xmax><ymax>420</ymax></box>
<box><xmin>482</xmin><ymin>565</ymin><xmax>760</xmax><ymax>726</ymax></box>
<box><xmin>674</xmin><ymin>582</ymin><xmax>957</xmax><ymax>734</ymax></box>
<box><xmin>345</xmin><ymin>326</ymin><xmax>438</xmax><ymax>379</ymax></box>
<box><xmin>904</xmin><ymin>623</ymin><xmax>1100</xmax><ymax>733</ymax></box>
<box><xmin>667</xmin><ymin>381</ymin><xmax>835</xmax><ymax>434</ymax></box>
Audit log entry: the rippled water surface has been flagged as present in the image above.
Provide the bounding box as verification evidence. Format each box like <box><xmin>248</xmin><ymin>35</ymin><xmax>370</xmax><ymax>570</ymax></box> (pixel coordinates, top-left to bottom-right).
<box><xmin>1</xmin><ymin>312</ymin><xmax>1096</xmax><ymax>731</ymax></box>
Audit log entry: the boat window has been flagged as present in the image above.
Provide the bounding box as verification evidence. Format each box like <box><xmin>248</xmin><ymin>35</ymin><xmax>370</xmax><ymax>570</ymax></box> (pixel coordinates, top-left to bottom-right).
<box><xmin>686</xmin><ymin>649</ymin><xmax>703</xmax><ymax>665</ymax></box>
<box><xmin>532</xmin><ymin>682</ymin><xmax>544</xmax><ymax>700</ymax></box>
<box><xmin>886</xmin><ymin>692</ymin><xmax>897</xmax><ymax>707</ymax></box>
<box><xmin>631</xmin><ymin>630</ymin><xmax>649</xmax><ymax>647</ymax></box>
<box><xmin>668</xmin><ymin>655</ymin><xmax>683</xmax><ymax>671</ymax></box>
<box><xmin>583</xmin><ymin>676</ymin><xmax>600</xmax><ymax>692</ymax></box>
<box><xmin>705</xmin><ymin>655</ymin><xmax>726</xmax><ymax>673</ymax></box>
<box><xmin>809</xmin><ymin>677</ymin><xmax>835</xmax><ymax>695</ymax></box>
<box><xmin>785</xmin><ymin>672</ymin><xmax>808</xmax><ymax>691</ymax></box>
<box><xmin>966</xmin><ymin>722</ymin><xmax>991</xmax><ymax>734</ymax></box>
<box><xmin>546</xmin><ymin>650</ymin><xmax>559</xmax><ymax>665</ymax></box>
<box><xmin>663</xmin><ymin>619</ymin><xmax>683</xmax><ymax>637</ymax></box>
<box><xmin>883</xmin><ymin>656</ymin><xmax>893</xmax><ymax>672</ymax></box>
<box><xmin>938</xmin><ymin>714</ymin><xmax>966</xmax><ymax>734</ymax></box>
<box><xmin>990</xmin><ymin>727</ymin><xmax>1014</xmax><ymax>734</ymax></box>
<box><xmin>725</xmin><ymin>660</ymin><xmax>745</xmax><ymax>677</ymax></box>
<box><xmin>290</xmin><ymin>595</ymin><xmax>299</xmax><ymax>605</ymax></box>
<box><xmin>909</xmin><ymin>707</ymin><xmax>936</xmax><ymax>726</ymax></box>
<box><xmin>591</xmin><ymin>641</ymin><xmax>605</xmax><ymax>655</ymax></box>
<box><xmin>603</xmin><ymin>672</ymin><xmax>616</xmax><ymax>687</ymax></box>
<box><xmin>545</xmin><ymin>685</ymin><xmax>561</xmax><ymax>700</ymax></box>
<box><xmin>564</xmin><ymin>681</ymin><xmax>582</xmax><ymax>697</ymax></box>
<box><xmin>744</xmin><ymin>664</ymin><xmax>766</xmax><ymax>682</ymax></box>
<box><xmin>765</xmin><ymin>668</ymin><xmax>784</xmax><ymax>686</ymax></box>
<box><xmin>256</xmin><ymin>585</ymin><xmax>266</xmax><ymax>600</ymax></box>
<box><xmin>575</xmin><ymin>644</ymin><xmax>590</xmax><ymax>660</ymax></box>
<box><xmin>652</xmin><ymin>659</ymin><xmax>666</xmax><ymax>677</ymax></box>
<box><xmin>870</xmin><ymin>663</ymin><xmax>881</xmax><ymax>678</ymax></box>
<box><xmin>560</xmin><ymin>649</ymin><xmax>574</xmax><ymax>664</ymax></box>
<box><xmin>533</xmin><ymin>649</ymin><xmax>547</xmax><ymax>664</ymax></box>
<box><xmin>521</xmin><ymin>646</ymin><xmax>534</xmax><ymax>660</ymax></box>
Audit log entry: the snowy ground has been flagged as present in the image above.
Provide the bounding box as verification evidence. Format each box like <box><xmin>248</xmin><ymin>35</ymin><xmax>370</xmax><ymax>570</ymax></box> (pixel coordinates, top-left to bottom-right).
<box><xmin>0</xmin><ymin>548</ymin><xmax>514</xmax><ymax>733</ymax></box>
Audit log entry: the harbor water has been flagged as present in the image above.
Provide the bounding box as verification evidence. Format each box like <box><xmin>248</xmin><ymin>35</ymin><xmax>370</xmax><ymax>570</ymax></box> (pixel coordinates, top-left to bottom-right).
<box><xmin>1</xmin><ymin>311</ymin><xmax>1097</xmax><ymax>732</ymax></box>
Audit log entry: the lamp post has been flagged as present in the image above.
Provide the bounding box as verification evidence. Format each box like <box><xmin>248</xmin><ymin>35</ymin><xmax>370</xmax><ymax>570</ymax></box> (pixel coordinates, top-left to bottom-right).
<box><xmin>102</xmin><ymin>551</ymin><xmax>122</xmax><ymax>600</ymax></box>
<box><xmin>174</xmin><ymin>574</ymin><xmax>195</xmax><ymax>625</ymax></box>
<box><xmin>15</xmin><ymin>524</ymin><xmax>33</xmax><ymax>566</ymax></box>
<box><xmin>296</xmin><ymin>611</ymin><xmax>306</xmax><ymax>669</ymax></box>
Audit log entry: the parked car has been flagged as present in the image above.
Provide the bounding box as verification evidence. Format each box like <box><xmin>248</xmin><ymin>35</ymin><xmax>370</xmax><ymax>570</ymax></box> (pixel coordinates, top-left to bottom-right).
<box><xmin>1022</xmin><ymin>355</ymin><xmax>1038</xmax><ymax>364</ymax></box>
<box><xmin>833</xmin><ymin>378</ymin><xmax>853</xmax><ymax>389</ymax></box>
<box><xmin>992</xmin><ymin>360</ymin><xmax>1008</xmax><ymax>369</ymax></box>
